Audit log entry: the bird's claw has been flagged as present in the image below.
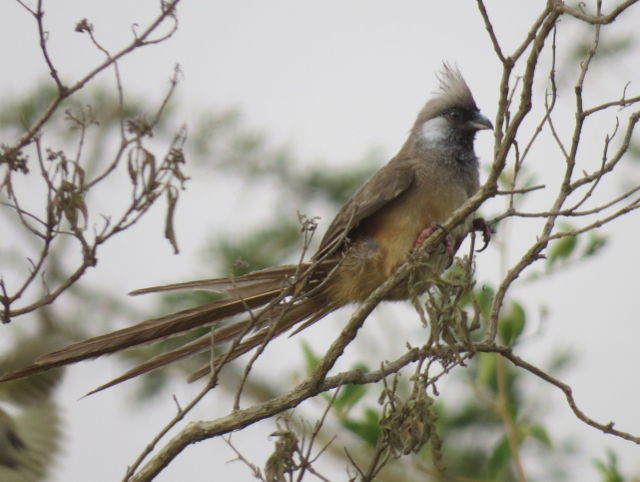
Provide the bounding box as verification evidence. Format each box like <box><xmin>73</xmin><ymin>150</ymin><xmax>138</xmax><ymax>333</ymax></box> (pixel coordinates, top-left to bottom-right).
<box><xmin>472</xmin><ymin>218</ymin><xmax>493</xmax><ymax>252</ymax></box>
<box><xmin>414</xmin><ymin>223</ymin><xmax>455</xmax><ymax>261</ymax></box>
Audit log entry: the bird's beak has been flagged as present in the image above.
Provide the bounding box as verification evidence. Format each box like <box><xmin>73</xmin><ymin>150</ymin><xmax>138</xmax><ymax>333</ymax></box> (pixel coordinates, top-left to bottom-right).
<box><xmin>469</xmin><ymin>111</ymin><xmax>493</xmax><ymax>131</ymax></box>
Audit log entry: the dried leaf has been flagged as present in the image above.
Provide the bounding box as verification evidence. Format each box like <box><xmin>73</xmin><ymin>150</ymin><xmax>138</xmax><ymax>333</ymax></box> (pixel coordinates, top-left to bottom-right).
<box><xmin>164</xmin><ymin>188</ymin><xmax>179</xmax><ymax>254</ymax></box>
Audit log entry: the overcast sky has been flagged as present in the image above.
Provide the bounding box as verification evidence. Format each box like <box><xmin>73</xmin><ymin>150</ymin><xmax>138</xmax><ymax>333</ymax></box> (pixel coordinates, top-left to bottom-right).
<box><xmin>2</xmin><ymin>1</ymin><xmax>640</xmax><ymax>481</ymax></box>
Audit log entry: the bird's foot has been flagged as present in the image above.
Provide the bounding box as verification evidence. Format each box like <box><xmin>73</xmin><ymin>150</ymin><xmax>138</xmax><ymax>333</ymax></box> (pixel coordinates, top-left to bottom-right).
<box><xmin>471</xmin><ymin>217</ymin><xmax>493</xmax><ymax>252</ymax></box>
<box><xmin>413</xmin><ymin>223</ymin><xmax>454</xmax><ymax>259</ymax></box>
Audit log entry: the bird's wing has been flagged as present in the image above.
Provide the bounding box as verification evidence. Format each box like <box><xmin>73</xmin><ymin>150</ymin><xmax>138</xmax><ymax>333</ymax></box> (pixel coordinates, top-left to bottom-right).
<box><xmin>313</xmin><ymin>159</ymin><xmax>415</xmax><ymax>261</ymax></box>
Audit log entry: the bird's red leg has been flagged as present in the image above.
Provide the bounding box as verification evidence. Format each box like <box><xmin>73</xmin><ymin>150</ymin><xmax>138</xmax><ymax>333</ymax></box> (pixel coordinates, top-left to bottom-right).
<box><xmin>414</xmin><ymin>223</ymin><xmax>454</xmax><ymax>259</ymax></box>
<box><xmin>471</xmin><ymin>218</ymin><xmax>493</xmax><ymax>252</ymax></box>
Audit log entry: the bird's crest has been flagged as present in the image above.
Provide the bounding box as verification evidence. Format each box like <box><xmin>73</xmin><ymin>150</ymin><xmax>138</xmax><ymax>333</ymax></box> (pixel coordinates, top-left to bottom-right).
<box><xmin>416</xmin><ymin>63</ymin><xmax>478</xmax><ymax>123</ymax></box>
<box><xmin>435</xmin><ymin>63</ymin><xmax>477</xmax><ymax>110</ymax></box>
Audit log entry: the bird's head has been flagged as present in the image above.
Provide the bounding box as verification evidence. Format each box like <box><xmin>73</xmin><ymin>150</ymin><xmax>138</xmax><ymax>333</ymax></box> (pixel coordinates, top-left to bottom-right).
<box><xmin>412</xmin><ymin>64</ymin><xmax>492</xmax><ymax>151</ymax></box>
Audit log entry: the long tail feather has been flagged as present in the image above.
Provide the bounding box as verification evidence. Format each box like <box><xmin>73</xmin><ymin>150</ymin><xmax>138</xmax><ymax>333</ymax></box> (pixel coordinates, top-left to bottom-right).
<box><xmin>85</xmin><ymin>336</ymin><xmax>213</xmax><ymax>395</ymax></box>
<box><xmin>0</xmin><ymin>290</ymin><xmax>279</xmax><ymax>383</ymax></box>
<box><xmin>1</xmin><ymin>262</ymin><xmax>336</xmax><ymax>393</ymax></box>
<box><xmin>86</xmin><ymin>315</ymin><xmax>261</xmax><ymax>394</ymax></box>
<box><xmin>129</xmin><ymin>264</ymin><xmax>315</xmax><ymax>298</ymax></box>
<box><xmin>88</xmin><ymin>295</ymin><xmax>335</xmax><ymax>394</ymax></box>
<box><xmin>188</xmin><ymin>296</ymin><xmax>336</xmax><ymax>382</ymax></box>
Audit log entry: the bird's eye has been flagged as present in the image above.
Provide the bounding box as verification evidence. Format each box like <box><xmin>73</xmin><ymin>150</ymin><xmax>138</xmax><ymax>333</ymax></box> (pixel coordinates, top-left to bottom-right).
<box><xmin>447</xmin><ymin>109</ymin><xmax>462</xmax><ymax>121</ymax></box>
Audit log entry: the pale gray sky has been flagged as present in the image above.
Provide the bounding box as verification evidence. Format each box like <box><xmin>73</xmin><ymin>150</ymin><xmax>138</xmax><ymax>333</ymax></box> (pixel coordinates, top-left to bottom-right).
<box><xmin>2</xmin><ymin>1</ymin><xmax>639</xmax><ymax>480</ymax></box>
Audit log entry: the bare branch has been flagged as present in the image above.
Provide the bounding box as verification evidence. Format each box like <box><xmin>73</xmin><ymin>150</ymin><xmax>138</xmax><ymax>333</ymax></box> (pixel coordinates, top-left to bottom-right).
<box><xmin>475</xmin><ymin>0</ymin><xmax>505</xmax><ymax>62</ymax></box>
<box><xmin>498</xmin><ymin>347</ymin><xmax>640</xmax><ymax>444</ymax></box>
<box><xmin>127</xmin><ymin>336</ymin><xmax>640</xmax><ymax>481</ymax></box>
<box><xmin>5</xmin><ymin>0</ymin><xmax>181</xmax><ymax>162</ymax></box>
<box><xmin>559</xmin><ymin>0</ymin><xmax>639</xmax><ymax>24</ymax></box>
<box><xmin>35</xmin><ymin>0</ymin><xmax>65</xmax><ymax>92</ymax></box>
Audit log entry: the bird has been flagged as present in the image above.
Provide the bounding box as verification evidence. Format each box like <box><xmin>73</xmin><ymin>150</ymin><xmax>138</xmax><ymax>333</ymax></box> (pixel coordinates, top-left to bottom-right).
<box><xmin>0</xmin><ymin>407</ymin><xmax>26</xmax><ymax>469</ymax></box>
<box><xmin>0</xmin><ymin>64</ymin><xmax>493</xmax><ymax>393</ymax></box>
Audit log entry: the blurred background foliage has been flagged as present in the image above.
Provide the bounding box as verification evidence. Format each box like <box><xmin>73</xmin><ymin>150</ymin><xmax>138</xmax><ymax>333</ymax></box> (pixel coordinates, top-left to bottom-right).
<box><xmin>1</xmin><ymin>66</ymin><xmax>638</xmax><ymax>480</ymax></box>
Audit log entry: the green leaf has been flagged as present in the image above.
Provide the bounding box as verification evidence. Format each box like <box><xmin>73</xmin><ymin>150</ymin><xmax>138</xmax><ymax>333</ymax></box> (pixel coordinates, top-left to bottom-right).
<box><xmin>593</xmin><ymin>450</ymin><xmax>624</xmax><ymax>482</ymax></box>
<box><xmin>547</xmin><ymin>348</ymin><xmax>575</xmax><ymax>374</ymax></box>
<box><xmin>572</xmin><ymin>34</ymin><xmax>634</xmax><ymax>60</ymax></box>
<box><xmin>301</xmin><ymin>342</ymin><xmax>320</xmax><ymax>375</ymax></box>
<box><xmin>584</xmin><ymin>232</ymin><xmax>607</xmax><ymax>257</ymax></box>
<box><xmin>499</xmin><ymin>301</ymin><xmax>526</xmax><ymax>346</ymax></box>
<box><xmin>213</xmin><ymin>220</ymin><xmax>301</xmax><ymax>275</ymax></box>
<box><xmin>527</xmin><ymin>424</ymin><xmax>552</xmax><ymax>448</ymax></box>
<box><xmin>548</xmin><ymin>233</ymin><xmax>578</xmax><ymax>267</ymax></box>
<box><xmin>477</xmin><ymin>353</ymin><xmax>497</xmax><ymax>389</ymax></box>
<box><xmin>335</xmin><ymin>384</ymin><xmax>368</xmax><ymax>412</ymax></box>
<box><xmin>135</xmin><ymin>370</ymin><xmax>169</xmax><ymax>401</ymax></box>
<box><xmin>488</xmin><ymin>436</ymin><xmax>511</xmax><ymax>478</ymax></box>
<box><xmin>303</xmin><ymin>162</ymin><xmax>377</xmax><ymax>205</ymax></box>
<box><xmin>469</xmin><ymin>284</ymin><xmax>495</xmax><ymax>321</ymax></box>
<box><xmin>442</xmin><ymin>402</ymin><xmax>498</xmax><ymax>431</ymax></box>
<box><xmin>341</xmin><ymin>408</ymin><xmax>380</xmax><ymax>447</ymax></box>
<box><xmin>335</xmin><ymin>363</ymin><xmax>369</xmax><ymax>412</ymax></box>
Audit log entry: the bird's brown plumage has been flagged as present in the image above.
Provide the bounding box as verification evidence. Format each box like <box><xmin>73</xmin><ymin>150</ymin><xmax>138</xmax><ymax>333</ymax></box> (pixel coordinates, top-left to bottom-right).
<box><xmin>1</xmin><ymin>64</ymin><xmax>492</xmax><ymax>392</ymax></box>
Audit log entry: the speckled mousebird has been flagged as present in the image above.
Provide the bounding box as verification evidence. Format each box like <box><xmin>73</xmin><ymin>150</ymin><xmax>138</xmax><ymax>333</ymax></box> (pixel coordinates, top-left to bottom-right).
<box><xmin>1</xmin><ymin>64</ymin><xmax>493</xmax><ymax>393</ymax></box>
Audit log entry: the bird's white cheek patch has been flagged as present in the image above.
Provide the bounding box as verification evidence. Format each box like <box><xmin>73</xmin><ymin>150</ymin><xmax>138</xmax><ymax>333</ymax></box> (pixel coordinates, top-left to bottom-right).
<box><xmin>420</xmin><ymin>117</ymin><xmax>448</xmax><ymax>145</ymax></box>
